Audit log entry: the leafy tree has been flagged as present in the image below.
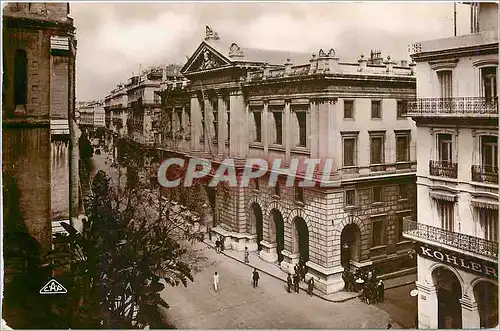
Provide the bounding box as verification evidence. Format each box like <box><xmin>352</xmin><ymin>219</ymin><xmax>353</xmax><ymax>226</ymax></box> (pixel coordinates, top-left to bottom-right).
<box><xmin>43</xmin><ymin>170</ymin><xmax>206</xmax><ymax>329</ymax></box>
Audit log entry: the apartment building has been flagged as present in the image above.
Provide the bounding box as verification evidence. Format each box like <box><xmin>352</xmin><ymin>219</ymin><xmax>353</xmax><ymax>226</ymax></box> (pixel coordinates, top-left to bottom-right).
<box><xmin>156</xmin><ymin>26</ymin><xmax>418</xmax><ymax>294</ymax></box>
<box><xmin>77</xmin><ymin>100</ymin><xmax>105</xmax><ymax>129</ymax></box>
<box><xmin>404</xmin><ymin>2</ymin><xmax>498</xmax><ymax>329</ymax></box>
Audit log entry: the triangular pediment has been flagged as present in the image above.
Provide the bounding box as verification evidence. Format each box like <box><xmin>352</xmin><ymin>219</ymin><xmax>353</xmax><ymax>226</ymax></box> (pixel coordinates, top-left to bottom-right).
<box><xmin>181</xmin><ymin>42</ymin><xmax>232</xmax><ymax>75</ymax></box>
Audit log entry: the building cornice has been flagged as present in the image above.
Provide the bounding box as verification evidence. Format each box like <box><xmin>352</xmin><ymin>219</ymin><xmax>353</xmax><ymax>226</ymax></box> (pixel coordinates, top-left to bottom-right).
<box><xmin>411</xmin><ymin>43</ymin><xmax>498</xmax><ymax>62</ymax></box>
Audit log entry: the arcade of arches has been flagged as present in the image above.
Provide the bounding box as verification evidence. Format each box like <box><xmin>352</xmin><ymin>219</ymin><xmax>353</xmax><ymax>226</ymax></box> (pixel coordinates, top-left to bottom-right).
<box><xmin>417</xmin><ymin>259</ymin><xmax>498</xmax><ymax>329</ymax></box>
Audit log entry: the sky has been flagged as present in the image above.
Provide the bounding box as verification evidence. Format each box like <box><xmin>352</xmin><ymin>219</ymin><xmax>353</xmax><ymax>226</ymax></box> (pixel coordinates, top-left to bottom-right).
<box><xmin>71</xmin><ymin>1</ymin><xmax>473</xmax><ymax>101</ymax></box>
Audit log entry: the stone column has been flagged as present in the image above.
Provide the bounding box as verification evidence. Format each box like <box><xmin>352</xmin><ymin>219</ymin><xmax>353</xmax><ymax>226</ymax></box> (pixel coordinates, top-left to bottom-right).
<box><xmin>284</xmin><ymin>100</ymin><xmax>291</xmax><ymax>164</ymax></box>
<box><xmin>416</xmin><ymin>281</ymin><xmax>439</xmax><ymax>329</ymax></box>
<box><xmin>229</xmin><ymin>90</ymin><xmax>246</xmax><ymax>158</ymax></box>
<box><xmin>316</xmin><ymin>98</ymin><xmax>337</xmax><ymax>161</ymax></box>
<box><xmin>460</xmin><ymin>295</ymin><xmax>481</xmax><ymax>329</ymax></box>
<box><xmin>217</xmin><ymin>92</ymin><xmax>226</xmax><ymax>153</ymax></box>
<box><xmin>203</xmin><ymin>96</ymin><xmax>214</xmax><ymax>153</ymax></box>
<box><xmin>190</xmin><ymin>94</ymin><xmax>201</xmax><ymax>151</ymax></box>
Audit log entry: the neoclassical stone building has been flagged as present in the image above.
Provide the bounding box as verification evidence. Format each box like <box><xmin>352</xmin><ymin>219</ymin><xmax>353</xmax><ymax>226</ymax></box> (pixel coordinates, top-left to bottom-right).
<box><xmin>157</xmin><ymin>26</ymin><xmax>418</xmax><ymax>294</ymax></box>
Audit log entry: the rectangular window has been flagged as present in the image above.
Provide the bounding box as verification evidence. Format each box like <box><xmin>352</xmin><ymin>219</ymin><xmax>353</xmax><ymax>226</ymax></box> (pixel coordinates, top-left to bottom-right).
<box><xmin>253</xmin><ymin>111</ymin><xmax>262</xmax><ymax>142</ymax></box>
<box><xmin>344</xmin><ymin>100</ymin><xmax>354</xmax><ymax>119</ymax></box>
<box><xmin>371</xmin><ymin>100</ymin><xmax>381</xmax><ymax>119</ymax></box>
<box><xmin>343</xmin><ymin>137</ymin><xmax>356</xmax><ymax>167</ymax></box>
<box><xmin>478</xmin><ymin>208</ymin><xmax>498</xmax><ymax>242</ymax></box>
<box><xmin>372</xmin><ymin>187</ymin><xmax>382</xmax><ymax>203</ymax></box>
<box><xmin>398</xmin><ymin>183</ymin><xmax>410</xmax><ymax>200</ymax></box>
<box><xmin>371</xmin><ymin>216</ymin><xmax>386</xmax><ymax>247</ymax></box>
<box><xmin>396</xmin><ymin>134</ymin><xmax>410</xmax><ymax>162</ymax></box>
<box><xmin>296</xmin><ymin>111</ymin><xmax>307</xmax><ymax>147</ymax></box>
<box><xmin>397</xmin><ymin>100</ymin><xmax>407</xmax><ymax>118</ymax></box>
<box><xmin>438</xmin><ymin>70</ymin><xmax>453</xmax><ymax>99</ymax></box>
<box><xmin>481</xmin><ymin>136</ymin><xmax>498</xmax><ymax>167</ymax></box>
<box><xmin>253</xmin><ymin>178</ymin><xmax>260</xmax><ymax>191</ymax></box>
<box><xmin>212</xmin><ymin>100</ymin><xmax>218</xmax><ymax>141</ymax></box>
<box><xmin>295</xmin><ymin>186</ymin><xmax>304</xmax><ymax>202</ymax></box>
<box><xmin>370</xmin><ymin>135</ymin><xmax>385</xmax><ymax>164</ymax></box>
<box><xmin>345</xmin><ymin>189</ymin><xmax>356</xmax><ymax>207</ymax></box>
<box><xmin>274</xmin><ymin>182</ymin><xmax>280</xmax><ymax>196</ymax></box>
<box><xmin>481</xmin><ymin>67</ymin><xmax>497</xmax><ymax>99</ymax></box>
<box><xmin>176</xmin><ymin>109</ymin><xmax>183</xmax><ymax>132</ymax></box>
<box><xmin>437</xmin><ymin>133</ymin><xmax>452</xmax><ymax>162</ymax></box>
<box><xmin>437</xmin><ymin>200</ymin><xmax>454</xmax><ymax>232</ymax></box>
<box><xmin>273</xmin><ymin>111</ymin><xmax>283</xmax><ymax>145</ymax></box>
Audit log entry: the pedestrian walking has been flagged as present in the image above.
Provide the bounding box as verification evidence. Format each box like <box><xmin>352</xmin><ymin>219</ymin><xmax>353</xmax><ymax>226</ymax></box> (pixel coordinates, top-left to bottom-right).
<box><xmin>244</xmin><ymin>247</ymin><xmax>249</xmax><ymax>263</ymax></box>
<box><xmin>252</xmin><ymin>268</ymin><xmax>260</xmax><ymax>288</ymax></box>
<box><xmin>286</xmin><ymin>273</ymin><xmax>293</xmax><ymax>293</ymax></box>
<box><xmin>294</xmin><ymin>264</ymin><xmax>299</xmax><ymax>277</ymax></box>
<box><xmin>213</xmin><ymin>272</ymin><xmax>220</xmax><ymax>292</ymax></box>
<box><xmin>301</xmin><ymin>264</ymin><xmax>308</xmax><ymax>282</ymax></box>
<box><xmin>215</xmin><ymin>239</ymin><xmax>220</xmax><ymax>253</ymax></box>
<box><xmin>377</xmin><ymin>280</ymin><xmax>385</xmax><ymax>302</ymax></box>
<box><xmin>307</xmin><ymin>277</ymin><xmax>315</xmax><ymax>296</ymax></box>
<box><xmin>293</xmin><ymin>273</ymin><xmax>300</xmax><ymax>293</ymax></box>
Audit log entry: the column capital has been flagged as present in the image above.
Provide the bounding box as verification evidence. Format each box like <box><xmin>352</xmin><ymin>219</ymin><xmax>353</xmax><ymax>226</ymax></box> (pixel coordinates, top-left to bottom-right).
<box><xmin>459</xmin><ymin>296</ymin><xmax>478</xmax><ymax>311</ymax></box>
<box><xmin>416</xmin><ymin>281</ymin><xmax>438</xmax><ymax>294</ymax></box>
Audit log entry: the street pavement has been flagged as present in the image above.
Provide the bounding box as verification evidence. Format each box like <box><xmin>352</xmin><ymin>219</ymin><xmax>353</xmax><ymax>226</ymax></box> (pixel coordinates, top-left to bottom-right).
<box><xmin>159</xmin><ymin>242</ymin><xmax>403</xmax><ymax>329</ymax></box>
<box><xmin>374</xmin><ymin>283</ymin><xmax>418</xmax><ymax>329</ymax></box>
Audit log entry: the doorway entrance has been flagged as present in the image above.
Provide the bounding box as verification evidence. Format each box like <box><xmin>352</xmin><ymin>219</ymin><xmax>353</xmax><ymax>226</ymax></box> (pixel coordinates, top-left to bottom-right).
<box><xmin>270</xmin><ymin>209</ymin><xmax>285</xmax><ymax>262</ymax></box>
<box><xmin>340</xmin><ymin>223</ymin><xmax>361</xmax><ymax>269</ymax></box>
<box><xmin>293</xmin><ymin>217</ymin><xmax>309</xmax><ymax>262</ymax></box>
<box><xmin>432</xmin><ymin>267</ymin><xmax>462</xmax><ymax>329</ymax></box>
<box><xmin>249</xmin><ymin>203</ymin><xmax>264</xmax><ymax>251</ymax></box>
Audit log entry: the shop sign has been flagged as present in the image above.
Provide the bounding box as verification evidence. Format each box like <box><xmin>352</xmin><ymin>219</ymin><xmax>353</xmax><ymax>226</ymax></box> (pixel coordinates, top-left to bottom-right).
<box><xmin>418</xmin><ymin>244</ymin><xmax>497</xmax><ymax>279</ymax></box>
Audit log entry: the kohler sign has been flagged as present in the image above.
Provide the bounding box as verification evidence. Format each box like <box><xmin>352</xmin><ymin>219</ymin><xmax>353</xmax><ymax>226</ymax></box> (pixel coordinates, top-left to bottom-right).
<box><xmin>419</xmin><ymin>244</ymin><xmax>497</xmax><ymax>279</ymax></box>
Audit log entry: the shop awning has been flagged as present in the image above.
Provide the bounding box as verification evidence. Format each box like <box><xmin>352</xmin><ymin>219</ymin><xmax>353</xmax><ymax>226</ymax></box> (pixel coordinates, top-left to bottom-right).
<box><xmin>429</xmin><ymin>191</ymin><xmax>457</xmax><ymax>202</ymax></box>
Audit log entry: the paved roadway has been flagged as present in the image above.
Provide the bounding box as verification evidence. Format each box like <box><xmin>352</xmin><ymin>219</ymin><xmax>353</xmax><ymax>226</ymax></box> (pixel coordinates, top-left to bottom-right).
<box><xmin>91</xmin><ymin>151</ymin><xmax>417</xmax><ymax>329</ymax></box>
<box><xmin>159</xmin><ymin>242</ymin><xmax>402</xmax><ymax>329</ymax></box>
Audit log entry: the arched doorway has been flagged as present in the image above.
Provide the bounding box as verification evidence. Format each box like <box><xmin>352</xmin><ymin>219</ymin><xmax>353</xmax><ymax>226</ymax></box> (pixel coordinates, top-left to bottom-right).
<box><xmin>292</xmin><ymin>217</ymin><xmax>309</xmax><ymax>262</ymax></box>
<box><xmin>340</xmin><ymin>223</ymin><xmax>361</xmax><ymax>269</ymax></box>
<box><xmin>249</xmin><ymin>203</ymin><xmax>263</xmax><ymax>251</ymax></box>
<box><xmin>474</xmin><ymin>281</ymin><xmax>498</xmax><ymax>328</ymax></box>
<box><xmin>432</xmin><ymin>267</ymin><xmax>462</xmax><ymax>329</ymax></box>
<box><xmin>269</xmin><ymin>209</ymin><xmax>285</xmax><ymax>262</ymax></box>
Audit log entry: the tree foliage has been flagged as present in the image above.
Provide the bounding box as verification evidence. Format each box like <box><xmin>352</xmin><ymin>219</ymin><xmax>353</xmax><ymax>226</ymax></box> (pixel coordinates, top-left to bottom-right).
<box><xmin>42</xmin><ymin>169</ymin><xmax>206</xmax><ymax>329</ymax></box>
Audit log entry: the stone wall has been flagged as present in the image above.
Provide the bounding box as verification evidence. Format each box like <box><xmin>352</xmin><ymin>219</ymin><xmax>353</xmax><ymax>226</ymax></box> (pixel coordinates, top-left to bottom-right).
<box><xmin>2</xmin><ymin>127</ymin><xmax>52</xmax><ymax>251</ymax></box>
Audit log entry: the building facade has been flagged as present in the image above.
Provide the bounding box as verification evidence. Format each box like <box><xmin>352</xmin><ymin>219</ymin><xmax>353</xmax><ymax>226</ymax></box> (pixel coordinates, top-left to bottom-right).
<box><xmin>2</xmin><ymin>2</ymin><xmax>83</xmax><ymax>254</ymax></box>
<box><xmin>156</xmin><ymin>26</ymin><xmax>418</xmax><ymax>294</ymax></box>
<box><xmin>404</xmin><ymin>2</ymin><xmax>498</xmax><ymax>329</ymax></box>
<box><xmin>77</xmin><ymin>100</ymin><xmax>105</xmax><ymax>129</ymax></box>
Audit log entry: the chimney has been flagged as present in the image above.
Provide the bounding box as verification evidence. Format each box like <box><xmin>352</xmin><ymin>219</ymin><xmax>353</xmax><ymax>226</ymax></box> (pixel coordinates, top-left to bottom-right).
<box><xmin>358</xmin><ymin>54</ymin><xmax>367</xmax><ymax>72</ymax></box>
<box><xmin>309</xmin><ymin>53</ymin><xmax>318</xmax><ymax>74</ymax></box>
<box><xmin>263</xmin><ymin>64</ymin><xmax>271</xmax><ymax>80</ymax></box>
<box><xmin>284</xmin><ymin>58</ymin><xmax>293</xmax><ymax>76</ymax></box>
<box><xmin>325</xmin><ymin>48</ymin><xmax>339</xmax><ymax>73</ymax></box>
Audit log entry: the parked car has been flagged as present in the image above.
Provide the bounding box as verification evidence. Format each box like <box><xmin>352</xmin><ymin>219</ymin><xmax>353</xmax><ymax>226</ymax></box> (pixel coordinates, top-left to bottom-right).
<box><xmin>95</xmin><ymin>148</ymin><xmax>101</xmax><ymax>155</ymax></box>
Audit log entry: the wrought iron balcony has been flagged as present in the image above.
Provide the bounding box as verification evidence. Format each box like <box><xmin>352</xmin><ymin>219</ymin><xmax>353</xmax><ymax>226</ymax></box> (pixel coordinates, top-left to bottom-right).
<box><xmin>403</xmin><ymin>218</ymin><xmax>498</xmax><ymax>260</ymax></box>
<box><xmin>407</xmin><ymin>97</ymin><xmax>498</xmax><ymax>117</ymax></box>
<box><xmin>472</xmin><ymin>165</ymin><xmax>499</xmax><ymax>184</ymax></box>
<box><xmin>429</xmin><ymin>160</ymin><xmax>458</xmax><ymax>178</ymax></box>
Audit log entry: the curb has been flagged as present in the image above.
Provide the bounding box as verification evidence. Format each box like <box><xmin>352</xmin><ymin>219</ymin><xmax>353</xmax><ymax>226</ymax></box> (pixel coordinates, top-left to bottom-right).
<box><xmin>202</xmin><ymin>240</ymin><xmax>359</xmax><ymax>303</ymax></box>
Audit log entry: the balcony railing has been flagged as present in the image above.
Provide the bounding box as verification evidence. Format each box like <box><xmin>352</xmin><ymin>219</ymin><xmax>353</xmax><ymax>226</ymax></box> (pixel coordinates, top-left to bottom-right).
<box><xmin>472</xmin><ymin>165</ymin><xmax>499</xmax><ymax>184</ymax></box>
<box><xmin>403</xmin><ymin>218</ymin><xmax>498</xmax><ymax>260</ymax></box>
<box><xmin>407</xmin><ymin>97</ymin><xmax>498</xmax><ymax>117</ymax></box>
<box><xmin>429</xmin><ymin>160</ymin><xmax>458</xmax><ymax>178</ymax></box>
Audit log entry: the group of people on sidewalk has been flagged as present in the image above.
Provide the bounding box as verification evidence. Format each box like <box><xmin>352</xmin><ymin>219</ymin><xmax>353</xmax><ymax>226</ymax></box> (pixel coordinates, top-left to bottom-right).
<box><xmin>342</xmin><ymin>268</ymin><xmax>385</xmax><ymax>304</ymax></box>
<box><xmin>215</xmin><ymin>236</ymin><xmax>225</xmax><ymax>254</ymax></box>
<box><xmin>287</xmin><ymin>258</ymin><xmax>315</xmax><ymax>296</ymax></box>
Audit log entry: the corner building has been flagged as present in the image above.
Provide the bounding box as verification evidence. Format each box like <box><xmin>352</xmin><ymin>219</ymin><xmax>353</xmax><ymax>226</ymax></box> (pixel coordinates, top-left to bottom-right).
<box><xmin>404</xmin><ymin>2</ymin><xmax>498</xmax><ymax>329</ymax></box>
<box><xmin>158</xmin><ymin>27</ymin><xmax>418</xmax><ymax>294</ymax></box>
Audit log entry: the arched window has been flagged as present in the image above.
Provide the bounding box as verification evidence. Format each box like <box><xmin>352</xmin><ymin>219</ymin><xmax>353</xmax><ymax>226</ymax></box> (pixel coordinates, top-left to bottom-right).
<box><xmin>14</xmin><ymin>49</ymin><xmax>27</xmax><ymax>107</ymax></box>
